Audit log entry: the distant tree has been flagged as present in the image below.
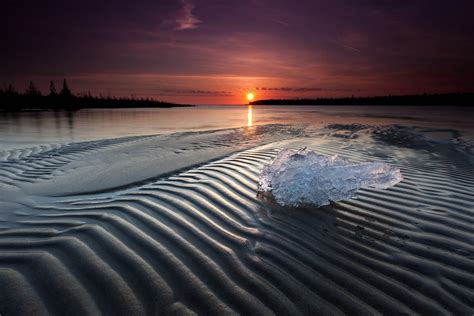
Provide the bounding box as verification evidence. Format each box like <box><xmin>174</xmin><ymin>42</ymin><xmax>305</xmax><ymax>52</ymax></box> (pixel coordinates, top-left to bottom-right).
<box><xmin>8</xmin><ymin>84</ymin><xmax>16</xmax><ymax>93</ymax></box>
<box><xmin>26</xmin><ymin>81</ymin><xmax>41</xmax><ymax>96</ymax></box>
<box><xmin>1</xmin><ymin>84</ymin><xmax>15</xmax><ymax>96</ymax></box>
<box><xmin>49</xmin><ymin>81</ymin><xmax>57</xmax><ymax>96</ymax></box>
<box><xmin>60</xmin><ymin>78</ymin><xmax>72</xmax><ymax>97</ymax></box>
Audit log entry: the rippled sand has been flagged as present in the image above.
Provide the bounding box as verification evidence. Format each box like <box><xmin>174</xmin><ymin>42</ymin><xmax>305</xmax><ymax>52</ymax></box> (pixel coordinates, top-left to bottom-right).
<box><xmin>0</xmin><ymin>124</ymin><xmax>473</xmax><ymax>315</ymax></box>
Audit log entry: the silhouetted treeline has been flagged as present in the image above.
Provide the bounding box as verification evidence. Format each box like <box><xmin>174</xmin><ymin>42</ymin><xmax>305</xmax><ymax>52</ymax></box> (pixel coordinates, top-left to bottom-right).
<box><xmin>0</xmin><ymin>80</ymin><xmax>194</xmax><ymax>111</ymax></box>
<box><xmin>250</xmin><ymin>93</ymin><xmax>474</xmax><ymax>106</ymax></box>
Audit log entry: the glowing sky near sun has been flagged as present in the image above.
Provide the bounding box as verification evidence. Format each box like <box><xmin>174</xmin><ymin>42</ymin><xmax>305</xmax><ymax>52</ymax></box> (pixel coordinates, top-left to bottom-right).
<box><xmin>2</xmin><ymin>1</ymin><xmax>473</xmax><ymax>104</ymax></box>
<box><xmin>247</xmin><ymin>92</ymin><xmax>254</xmax><ymax>103</ymax></box>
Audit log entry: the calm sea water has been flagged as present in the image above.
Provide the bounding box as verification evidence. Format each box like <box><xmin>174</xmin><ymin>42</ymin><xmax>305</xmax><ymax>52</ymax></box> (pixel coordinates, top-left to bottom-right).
<box><xmin>0</xmin><ymin>105</ymin><xmax>472</xmax><ymax>150</ymax></box>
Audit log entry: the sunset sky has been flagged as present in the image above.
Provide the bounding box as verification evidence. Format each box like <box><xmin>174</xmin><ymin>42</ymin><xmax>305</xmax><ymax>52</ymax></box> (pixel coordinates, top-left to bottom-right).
<box><xmin>2</xmin><ymin>0</ymin><xmax>474</xmax><ymax>104</ymax></box>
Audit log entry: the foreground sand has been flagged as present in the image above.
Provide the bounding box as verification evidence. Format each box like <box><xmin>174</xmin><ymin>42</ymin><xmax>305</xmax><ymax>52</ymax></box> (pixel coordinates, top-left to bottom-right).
<box><xmin>0</xmin><ymin>124</ymin><xmax>473</xmax><ymax>315</ymax></box>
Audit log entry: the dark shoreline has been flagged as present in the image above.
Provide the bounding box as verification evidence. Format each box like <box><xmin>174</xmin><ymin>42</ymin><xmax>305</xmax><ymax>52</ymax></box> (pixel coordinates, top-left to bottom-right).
<box><xmin>0</xmin><ymin>105</ymin><xmax>195</xmax><ymax>112</ymax></box>
<box><xmin>0</xmin><ymin>93</ymin><xmax>195</xmax><ymax>112</ymax></box>
<box><xmin>0</xmin><ymin>100</ymin><xmax>195</xmax><ymax>112</ymax></box>
<box><xmin>250</xmin><ymin>93</ymin><xmax>474</xmax><ymax>106</ymax></box>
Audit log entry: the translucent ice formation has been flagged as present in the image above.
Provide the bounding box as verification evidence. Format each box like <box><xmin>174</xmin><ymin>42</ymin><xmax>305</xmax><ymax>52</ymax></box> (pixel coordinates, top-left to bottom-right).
<box><xmin>258</xmin><ymin>148</ymin><xmax>403</xmax><ymax>207</ymax></box>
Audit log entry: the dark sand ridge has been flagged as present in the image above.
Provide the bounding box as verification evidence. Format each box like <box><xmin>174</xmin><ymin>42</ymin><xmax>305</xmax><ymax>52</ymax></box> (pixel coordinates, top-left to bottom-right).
<box><xmin>0</xmin><ymin>125</ymin><xmax>473</xmax><ymax>315</ymax></box>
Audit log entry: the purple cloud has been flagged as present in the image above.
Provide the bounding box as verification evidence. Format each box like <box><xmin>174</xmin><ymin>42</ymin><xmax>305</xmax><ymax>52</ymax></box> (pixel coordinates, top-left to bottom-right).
<box><xmin>175</xmin><ymin>0</ymin><xmax>201</xmax><ymax>31</ymax></box>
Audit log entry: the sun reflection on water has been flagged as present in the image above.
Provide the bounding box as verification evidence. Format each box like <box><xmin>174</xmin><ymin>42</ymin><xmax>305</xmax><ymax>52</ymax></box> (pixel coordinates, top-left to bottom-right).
<box><xmin>247</xmin><ymin>105</ymin><xmax>253</xmax><ymax>127</ymax></box>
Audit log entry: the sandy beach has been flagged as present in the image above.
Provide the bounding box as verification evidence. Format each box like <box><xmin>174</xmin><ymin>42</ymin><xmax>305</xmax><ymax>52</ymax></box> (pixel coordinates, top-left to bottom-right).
<box><xmin>0</xmin><ymin>109</ymin><xmax>473</xmax><ymax>314</ymax></box>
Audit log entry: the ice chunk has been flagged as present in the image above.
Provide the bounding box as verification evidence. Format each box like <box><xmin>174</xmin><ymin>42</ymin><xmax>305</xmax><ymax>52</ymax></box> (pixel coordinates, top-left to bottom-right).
<box><xmin>258</xmin><ymin>148</ymin><xmax>403</xmax><ymax>207</ymax></box>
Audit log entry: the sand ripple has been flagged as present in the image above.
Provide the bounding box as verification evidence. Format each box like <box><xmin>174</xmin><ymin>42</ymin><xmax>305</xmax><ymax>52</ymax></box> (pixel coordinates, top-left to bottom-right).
<box><xmin>0</xmin><ymin>133</ymin><xmax>473</xmax><ymax>315</ymax></box>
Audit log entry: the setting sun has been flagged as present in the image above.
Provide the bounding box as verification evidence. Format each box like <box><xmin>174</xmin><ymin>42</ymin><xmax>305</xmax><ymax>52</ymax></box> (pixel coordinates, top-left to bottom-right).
<box><xmin>246</xmin><ymin>92</ymin><xmax>254</xmax><ymax>103</ymax></box>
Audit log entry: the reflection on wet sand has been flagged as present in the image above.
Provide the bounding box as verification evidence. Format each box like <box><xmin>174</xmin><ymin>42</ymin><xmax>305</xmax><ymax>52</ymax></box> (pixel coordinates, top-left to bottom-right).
<box><xmin>1</xmin><ymin>105</ymin><xmax>472</xmax><ymax>151</ymax></box>
<box><xmin>247</xmin><ymin>105</ymin><xmax>252</xmax><ymax>127</ymax></box>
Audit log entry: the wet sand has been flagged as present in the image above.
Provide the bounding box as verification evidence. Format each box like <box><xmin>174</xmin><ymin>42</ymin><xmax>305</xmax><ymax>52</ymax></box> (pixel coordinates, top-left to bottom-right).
<box><xmin>0</xmin><ymin>122</ymin><xmax>473</xmax><ymax>315</ymax></box>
